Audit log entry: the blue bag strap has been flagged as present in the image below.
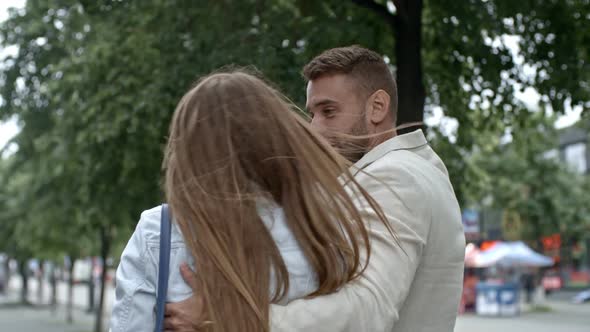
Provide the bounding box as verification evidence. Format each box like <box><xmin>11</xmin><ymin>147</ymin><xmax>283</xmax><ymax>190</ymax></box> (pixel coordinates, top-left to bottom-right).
<box><xmin>155</xmin><ymin>204</ymin><xmax>172</xmax><ymax>332</ymax></box>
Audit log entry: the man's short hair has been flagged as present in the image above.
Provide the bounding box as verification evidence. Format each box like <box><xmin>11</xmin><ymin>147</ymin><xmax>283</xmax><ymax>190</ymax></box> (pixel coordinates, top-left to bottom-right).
<box><xmin>303</xmin><ymin>45</ymin><xmax>398</xmax><ymax>122</ymax></box>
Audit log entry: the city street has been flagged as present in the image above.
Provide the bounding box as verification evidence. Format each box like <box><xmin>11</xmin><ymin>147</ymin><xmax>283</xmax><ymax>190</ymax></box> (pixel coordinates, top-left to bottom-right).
<box><xmin>0</xmin><ymin>276</ymin><xmax>111</xmax><ymax>332</ymax></box>
<box><xmin>1</xmin><ymin>1</ymin><xmax>589</xmax><ymax>332</ymax></box>
<box><xmin>1</xmin><ymin>275</ymin><xmax>589</xmax><ymax>332</ymax></box>
<box><xmin>455</xmin><ymin>300</ymin><xmax>590</xmax><ymax>332</ymax></box>
<box><xmin>0</xmin><ymin>305</ymin><xmax>93</xmax><ymax>332</ymax></box>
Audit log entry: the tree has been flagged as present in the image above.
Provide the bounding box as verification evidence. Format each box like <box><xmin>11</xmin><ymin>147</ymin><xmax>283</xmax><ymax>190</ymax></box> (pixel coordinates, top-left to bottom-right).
<box><xmin>466</xmin><ymin>113</ymin><xmax>590</xmax><ymax>242</ymax></box>
<box><xmin>0</xmin><ymin>148</ymin><xmax>94</xmax><ymax>318</ymax></box>
<box><xmin>349</xmin><ymin>0</ymin><xmax>589</xmax><ymax>126</ymax></box>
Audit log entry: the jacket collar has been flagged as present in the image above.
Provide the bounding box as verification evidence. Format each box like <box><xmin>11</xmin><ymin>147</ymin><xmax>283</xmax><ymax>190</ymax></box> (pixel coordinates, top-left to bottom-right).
<box><xmin>352</xmin><ymin>129</ymin><xmax>428</xmax><ymax>171</ymax></box>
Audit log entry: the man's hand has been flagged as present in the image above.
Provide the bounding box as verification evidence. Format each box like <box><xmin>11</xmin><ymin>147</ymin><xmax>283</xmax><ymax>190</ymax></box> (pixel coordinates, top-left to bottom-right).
<box><xmin>164</xmin><ymin>264</ymin><xmax>210</xmax><ymax>331</ymax></box>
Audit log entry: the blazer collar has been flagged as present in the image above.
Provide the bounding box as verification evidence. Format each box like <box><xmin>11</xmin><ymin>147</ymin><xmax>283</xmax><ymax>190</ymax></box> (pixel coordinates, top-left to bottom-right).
<box><xmin>352</xmin><ymin>129</ymin><xmax>428</xmax><ymax>171</ymax></box>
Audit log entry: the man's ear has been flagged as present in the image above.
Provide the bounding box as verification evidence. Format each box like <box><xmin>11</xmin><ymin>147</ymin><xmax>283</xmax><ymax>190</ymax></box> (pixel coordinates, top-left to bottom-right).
<box><xmin>367</xmin><ymin>89</ymin><xmax>391</xmax><ymax>125</ymax></box>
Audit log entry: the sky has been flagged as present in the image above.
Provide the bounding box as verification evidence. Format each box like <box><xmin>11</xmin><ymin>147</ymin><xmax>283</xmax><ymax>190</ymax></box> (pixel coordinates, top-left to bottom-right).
<box><xmin>0</xmin><ymin>1</ymin><xmax>584</xmax><ymax>151</ymax></box>
<box><xmin>0</xmin><ymin>0</ymin><xmax>25</xmax><ymax>153</ymax></box>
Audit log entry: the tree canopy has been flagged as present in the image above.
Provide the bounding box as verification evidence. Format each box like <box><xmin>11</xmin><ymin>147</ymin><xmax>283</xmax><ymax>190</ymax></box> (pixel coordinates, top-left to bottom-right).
<box><xmin>0</xmin><ymin>0</ymin><xmax>588</xmax><ymax>265</ymax></box>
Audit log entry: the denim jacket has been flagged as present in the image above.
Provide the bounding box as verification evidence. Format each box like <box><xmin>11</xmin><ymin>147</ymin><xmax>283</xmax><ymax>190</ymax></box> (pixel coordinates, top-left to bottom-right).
<box><xmin>110</xmin><ymin>203</ymin><xmax>318</xmax><ymax>332</ymax></box>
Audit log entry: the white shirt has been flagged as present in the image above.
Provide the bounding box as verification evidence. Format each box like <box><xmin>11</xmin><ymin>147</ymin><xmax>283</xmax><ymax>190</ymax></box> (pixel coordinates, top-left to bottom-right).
<box><xmin>110</xmin><ymin>201</ymin><xmax>318</xmax><ymax>332</ymax></box>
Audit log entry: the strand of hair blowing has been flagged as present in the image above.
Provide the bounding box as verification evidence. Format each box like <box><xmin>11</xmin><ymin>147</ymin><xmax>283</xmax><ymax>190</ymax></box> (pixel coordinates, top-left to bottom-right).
<box><xmin>163</xmin><ymin>71</ymin><xmax>394</xmax><ymax>332</ymax></box>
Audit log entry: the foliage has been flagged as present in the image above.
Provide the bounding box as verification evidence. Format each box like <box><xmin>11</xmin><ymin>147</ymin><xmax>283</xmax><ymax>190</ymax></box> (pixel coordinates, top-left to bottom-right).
<box><xmin>466</xmin><ymin>113</ymin><xmax>590</xmax><ymax>240</ymax></box>
<box><xmin>0</xmin><ymin>0</ymin><xmax>588</xmax><ymax>269</ymax></box>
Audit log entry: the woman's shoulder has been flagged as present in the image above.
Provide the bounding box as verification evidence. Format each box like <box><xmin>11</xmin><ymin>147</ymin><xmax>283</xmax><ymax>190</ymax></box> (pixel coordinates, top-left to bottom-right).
<box><xmin>135</xmin><ymin>205</ymin><xmax>184</xmax><ymax>244</ymax></box>
<box><xmin>134</xmin><ymin>206</ymin><xmax>163</xmax><ymax>242</ymax></box>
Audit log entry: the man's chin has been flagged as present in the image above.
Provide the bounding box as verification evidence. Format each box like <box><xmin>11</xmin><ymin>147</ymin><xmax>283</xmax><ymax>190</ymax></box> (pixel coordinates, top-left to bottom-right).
<box><xmin>313</xmin><ymin>124</ymin><xmax>370</xmax><ymax>162</ymax></box>
<box><xmin>322</xmin><ymin>133</ymin><xmax>368</xmax><ymax>163</ymax></box>
<box><xmin>340</xmin><ymin>149</ymin><xmax>365</xmax><ymax>164</ymax></box>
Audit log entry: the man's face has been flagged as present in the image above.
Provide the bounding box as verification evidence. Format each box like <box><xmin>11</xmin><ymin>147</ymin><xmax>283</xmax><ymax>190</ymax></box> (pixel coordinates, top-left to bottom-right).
<box><xmin>306</xmin><ymin>74</ymin><xmax>370</xmax><ymax>162</ymax></box>
<box><xmin>306</xmin><ymin>74</ymin><xmax>368</xmax><ymax>136</ymax></box>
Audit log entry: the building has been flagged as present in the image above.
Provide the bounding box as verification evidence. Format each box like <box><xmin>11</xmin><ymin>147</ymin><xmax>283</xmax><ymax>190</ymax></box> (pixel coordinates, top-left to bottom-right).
<box><xmin>558</xmin><ymin>125</ymin><xmax>589</xmax><ymax>174</ymax></box>
<box><xmin>553</xmin><ymin>122</ymin><xmax>589</xmax><ymax>285</ymax></box>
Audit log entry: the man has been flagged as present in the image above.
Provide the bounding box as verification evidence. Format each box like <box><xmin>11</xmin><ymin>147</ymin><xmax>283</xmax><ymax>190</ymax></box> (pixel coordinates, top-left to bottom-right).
<box><xmin>165</xmin><ymin>46</ymin><xmax>465</xmax><ymax>332</ymax></box>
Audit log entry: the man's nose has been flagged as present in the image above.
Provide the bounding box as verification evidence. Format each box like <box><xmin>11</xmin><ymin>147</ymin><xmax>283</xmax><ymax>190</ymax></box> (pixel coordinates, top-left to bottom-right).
<box><xmin>310</xmin><ymin>116</ymin><xmax>325</xmax><ymax>130</ymax></box>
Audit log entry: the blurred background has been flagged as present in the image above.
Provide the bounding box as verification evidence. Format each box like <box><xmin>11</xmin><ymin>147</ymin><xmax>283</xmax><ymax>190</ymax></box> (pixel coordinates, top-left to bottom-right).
<box><xmin>0</xmin><ymin>1</ymin><xmax>588</xmax><ymax>331</ymax></box>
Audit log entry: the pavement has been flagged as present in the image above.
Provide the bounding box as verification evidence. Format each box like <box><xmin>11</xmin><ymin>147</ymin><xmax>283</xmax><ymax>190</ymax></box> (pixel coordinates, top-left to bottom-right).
<box><xmin>455</xmin><ymin>293</ymin><xmax>590</xmax><ymax>332</ymax></box>
<box><xmin>1</xmin><ymin>275</ymin><xmax>589</xmax><ymax>332</ymax></box>
<box><xmin>0</xmin><ymin>276</ymin><xmax>110</xmax><ymax>332</ymax></box>
<box><xmin>0</xmin><ymin>305</ymin><xmax>94</xmax><ymax>332</ymax></box>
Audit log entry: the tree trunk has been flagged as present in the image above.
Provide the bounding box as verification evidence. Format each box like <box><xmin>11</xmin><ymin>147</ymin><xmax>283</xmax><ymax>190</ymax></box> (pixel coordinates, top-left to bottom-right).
<box><xmin>87</xmin><ymin>258</ymin><xmax>95</xmax><ymax>313</ymax></box>
<box><xmin>37</xmin><ymin>260</ymin><xmax>44</xmax><ymax>304</ymax></box>
<box><xmin>50</xmin><ymin>263</ymin><xmax>57</xmax><ymax>313</ymax></box>
<box><xmin>0</xmin><ymin>257</ymin><xmax>9</xmax><ymax>295</ymax></box>
<box><xmin>94</xmin><ymin>227</ymin><xmax>111</xmax><ymax>332</ymax></box>
<box><xmin>67</xmin><ymin>256</ymin><xmax>76</xmax><ymax>323</ymax></box>
<box><xmin>18</xmin><ymin>258</ymin><xmax>29</xmax><ymax>305</ymax></box>
<box><xmin>393</xmin><ymin>0</ymin><xmax>425</xmax><ymax>134</ymax></box>
<box><xmin>351</xmin><ymin>0</ymin><xmax>426</xmax><ymax>134</ymax></box>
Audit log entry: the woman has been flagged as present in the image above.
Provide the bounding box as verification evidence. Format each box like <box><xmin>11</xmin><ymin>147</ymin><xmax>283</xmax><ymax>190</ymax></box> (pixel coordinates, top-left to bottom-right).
<box><xmin>110</xmin><ymin>70</ymin><xmax>393</xmax><ymax>332</ymax></box>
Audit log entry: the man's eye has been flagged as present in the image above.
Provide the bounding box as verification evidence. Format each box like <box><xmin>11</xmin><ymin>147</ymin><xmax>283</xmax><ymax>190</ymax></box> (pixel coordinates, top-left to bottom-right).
<box><xmin>323</xmin><ymin>108</ymin><xmax>335</xmax><ymax>117</ymax></box>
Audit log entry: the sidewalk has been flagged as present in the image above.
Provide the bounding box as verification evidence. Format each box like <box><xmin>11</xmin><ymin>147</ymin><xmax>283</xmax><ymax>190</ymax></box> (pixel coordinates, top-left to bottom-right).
<box><xmin>3</xmin><ymin>274</ymin><xmax>115</xmax><ymax>312</ymax></box>
<box><xmin>4</xmin><ymin>275</ymin><xmax>587</xmax><ymax>332</ymax></box>
<box><xmin>0</xmin><ymin>275</ymin><xmax>113</xmax><ymax>332</ymax></box>
<box><xmin>0</xmin><ymin>304</ymin><xmax>94</xmax><ymax>332</ymax></box>
<box><xmin>455</xmin><ymin>297</ymin><xmax>590</xmax><ymax>332</ymax></box>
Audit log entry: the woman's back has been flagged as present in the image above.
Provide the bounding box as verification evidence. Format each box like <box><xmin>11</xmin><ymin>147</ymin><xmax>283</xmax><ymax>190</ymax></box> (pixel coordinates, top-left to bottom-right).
<box><xmin>110</xmin><ymin>202</ymin><xmax>317</xmax><ymax>331</ymax></box>
<box><xmin>111</xmin><ymin>70</ymin><xmax>391</xmax><ymax>332</ymax></box>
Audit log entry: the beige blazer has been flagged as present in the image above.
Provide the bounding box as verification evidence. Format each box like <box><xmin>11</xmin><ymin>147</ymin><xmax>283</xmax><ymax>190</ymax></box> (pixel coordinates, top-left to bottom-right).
<box><xmin>271</xmin><ymin>130</ymin><xmax>466</xmax><ymax>332</ymax></box>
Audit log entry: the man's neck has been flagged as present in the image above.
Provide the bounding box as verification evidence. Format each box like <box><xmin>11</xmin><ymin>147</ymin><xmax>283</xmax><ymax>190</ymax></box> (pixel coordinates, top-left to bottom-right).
<box><xmin>368</xmin><ymin>129</ymin><xmax>396</xmax><ymax>151</ymax></box>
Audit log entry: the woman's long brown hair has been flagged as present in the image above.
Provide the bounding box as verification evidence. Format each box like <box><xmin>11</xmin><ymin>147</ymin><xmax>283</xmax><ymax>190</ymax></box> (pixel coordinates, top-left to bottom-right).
<box><xmin>164</xmin><ymin>70</ymin><xmax>394</xmax><ymax>331</ymax></box>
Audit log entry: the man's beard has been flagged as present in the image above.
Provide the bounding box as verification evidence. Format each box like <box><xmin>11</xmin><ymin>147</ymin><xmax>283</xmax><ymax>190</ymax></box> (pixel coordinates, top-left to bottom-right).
<box><xmin>326</xmin><ymin>116</ymin><xmax>371</xmax><ymax>163</ymax></box>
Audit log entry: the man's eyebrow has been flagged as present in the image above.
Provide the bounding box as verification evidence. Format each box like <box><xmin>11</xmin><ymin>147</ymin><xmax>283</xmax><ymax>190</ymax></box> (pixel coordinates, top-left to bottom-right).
<box><xmin>307</xmin><ymin>99</ymin><xmax>338</xmax><ymax>111</ymax></box>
